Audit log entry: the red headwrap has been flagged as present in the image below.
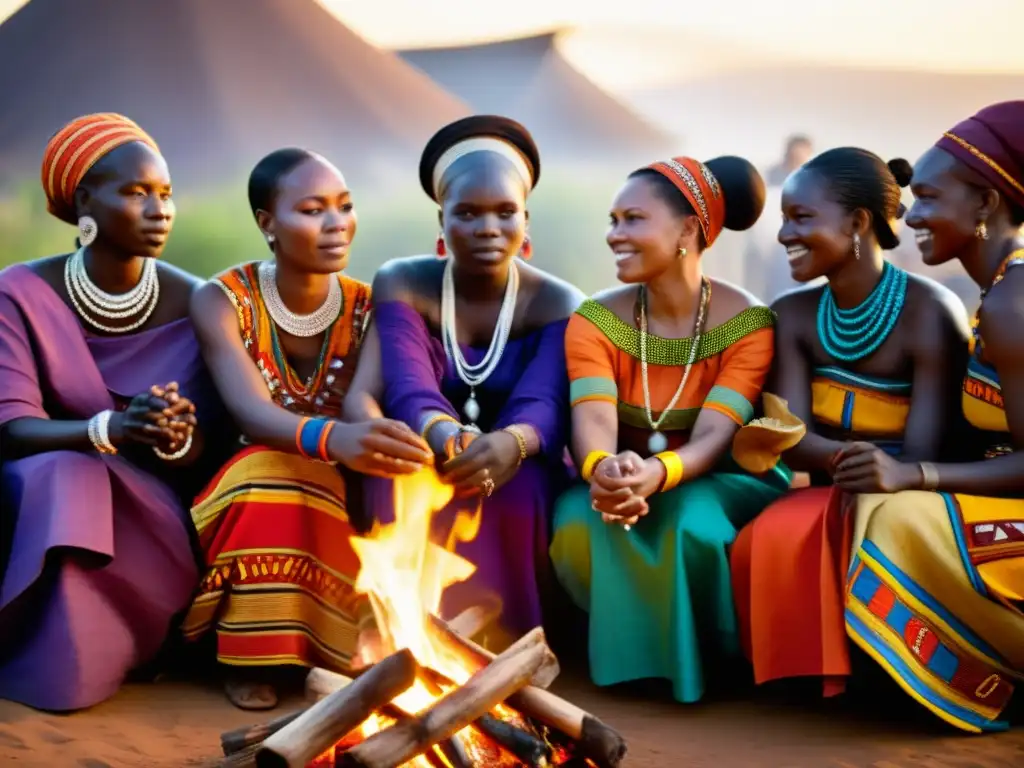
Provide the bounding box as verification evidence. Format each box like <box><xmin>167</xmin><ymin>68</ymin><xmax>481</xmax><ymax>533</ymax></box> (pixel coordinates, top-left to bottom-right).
<box><xmin>646</xmin><ymin>156</ymin><xmax>727</xmax><ymax>247</ymax></box>
<box><xmin>936</xmin><ymin>101</ymin><xmax>1024</xmax><ymax>210</ymax></box>
<box><xmin>40</xmin><ymin>113</ymin><xmax>160</xmax><ymax>225</ymax></box>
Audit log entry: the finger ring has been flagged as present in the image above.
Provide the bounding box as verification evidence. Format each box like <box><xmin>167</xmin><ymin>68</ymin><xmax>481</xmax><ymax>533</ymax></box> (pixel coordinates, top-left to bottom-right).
<box><xmin>482</xmin><ymin>477</ymin><xmax>495</xmax><ymax>497</ymax></box>
<box><xmin>622</xmin><ymin>523</ymin><xmax>632</xmax><ymax>532</ymax></box>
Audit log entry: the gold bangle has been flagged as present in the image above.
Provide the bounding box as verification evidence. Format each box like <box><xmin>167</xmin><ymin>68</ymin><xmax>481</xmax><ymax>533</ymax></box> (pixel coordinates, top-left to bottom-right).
<box><xmin>502</xmin><ymin>425</ymin><xmax>529</xmax><ymax>466</ymax></box>
<box><xmin>654</xmin><ymin>451</ymin><xmax>684</xmax><ymax>492</ymax></box>
<box><xmin>420</xmin><ymin>412</ymin><xmax>458</xmax><ymax>441</ymax></box>
<box><xmin>581</xmin><ymin>450</ymin><xmax>613</xmax><ymax>482</ymax></box>
<box><xmin>919</xmin><ymin>461</ymin><xmax>939</xmax><ymax>491</ymax></box>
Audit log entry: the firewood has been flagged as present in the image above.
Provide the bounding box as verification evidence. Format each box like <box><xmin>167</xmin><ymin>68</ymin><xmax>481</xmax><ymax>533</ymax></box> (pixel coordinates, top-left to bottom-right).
<box><xmin>337</xmin><ymin>627</ymin><xmax>554</xmax><ymax>768</ymax></box>
<box><xmin>476</xmin><ymin>713</ymin><xmax>550</xmax><ymax>767</ymax></box>
<box><xmin>219</xmin><ymin>743</ymin><xmax>259</xmax><ymax>767</ymax></box>
<box><xmin>428</xmin><ymin>616</ymin><xmax>626</xmax><ymax>768</ymax></box>
<box><xmin>445</xmin><ymin>597</ymin><xmax>502</xmax><ymax>640</ymax></box>
<box><xmin>254</xmin><ymin>649</ymin><xmax>418</xmax><ymax>768</ymax></box>
<box><xmin>427</xmin><ymin>616</ymin><xmax>560</xmax><ymax>689</ymax></box>
<box><xmin>304</xmin><ymin>667</ymin><xmax>354</xmax><ymax>703</ymax></box>
<box><xmin>221</xmin><ymin>709</ymin><xmax>307</xmax><ymax>755</ymax></box>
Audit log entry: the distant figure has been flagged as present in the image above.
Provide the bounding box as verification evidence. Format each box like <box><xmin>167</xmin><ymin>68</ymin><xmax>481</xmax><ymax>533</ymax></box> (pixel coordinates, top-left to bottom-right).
<box><xmin>550</xmin><ymin>153</ymin><xmax>789</xmax><ymax>704</ymax></box>
<box><xmin>0</xmin><ymin>113</ymin><xmax>225</xmax><ymax>711</ymax></box>
<box><xmin>767</xmin><ymin>134</ymin><xmax>813</xmax><ymax>187</ymax></box>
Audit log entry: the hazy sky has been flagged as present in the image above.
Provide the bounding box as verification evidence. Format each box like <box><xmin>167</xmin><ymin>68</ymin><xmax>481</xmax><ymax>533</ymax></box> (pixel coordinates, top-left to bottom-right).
<box><xmin>1</xmin><ymin>0</ymin><xmax>1023</xmax><ymax>90</ymax></box>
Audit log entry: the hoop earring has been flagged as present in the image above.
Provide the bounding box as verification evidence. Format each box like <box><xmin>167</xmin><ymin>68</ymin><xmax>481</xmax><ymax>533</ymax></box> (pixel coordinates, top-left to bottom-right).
<box><xmin>78</xmin><ymin>216</ymin><xmax>98</xmax><ymax>247</ymax></box>
<box><xmin>976</xmin><ymin>221</ymin><xmax>989</xmax><ymax>240</ymax></box>
<box><xmin>521</xmin><ymin>235</ymin><xmax>532</xmax><ymax>260</ymax></box>
<box><xmin>853</xmin><ymin>232</ymin><xmax>861</xmax><ymax>260</ymax></box>
<box><xmin>435</xmin><ymin>232</ymin><xmax>447</xmax><ymax>258</ymax></box>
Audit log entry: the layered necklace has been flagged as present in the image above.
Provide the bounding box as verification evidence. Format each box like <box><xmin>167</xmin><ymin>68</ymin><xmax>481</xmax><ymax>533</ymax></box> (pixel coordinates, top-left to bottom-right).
<box><xmin>816</xmin><ymin>261</ymin><xmax>908</xmax><ymax>363</ymax></box>
<box><xmin>64</xmin><ymin>248</ymin><xmax>159</xmax><ymax>333</ymax></box>
<box><xmin>640</xmin><ymin>277</ymin><xmax>711</xmax><ymax>454</ymax></box>
<box><xmin>441</xmin><ymin>258</ymin><xmax>519</xmax><ymax>426</ymax></box>
<box><xmin>258</xmin><ymin>261</ymin><xmax>342</xmax><ymax>337</ymax></box>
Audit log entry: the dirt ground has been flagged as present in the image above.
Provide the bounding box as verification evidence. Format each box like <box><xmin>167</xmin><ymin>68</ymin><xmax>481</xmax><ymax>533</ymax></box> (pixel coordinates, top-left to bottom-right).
<box><xmin>2</xmin><ymin>663</ymin><xmax>1024</xmax><ymax>768</ymax></box>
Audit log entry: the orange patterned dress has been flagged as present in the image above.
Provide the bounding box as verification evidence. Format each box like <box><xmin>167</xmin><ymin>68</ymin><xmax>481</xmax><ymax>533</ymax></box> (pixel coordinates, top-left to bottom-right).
<box><xmin>181</xmin><ymin>262</ymin><xmax>373</xmax><ymax>672</ymax></box>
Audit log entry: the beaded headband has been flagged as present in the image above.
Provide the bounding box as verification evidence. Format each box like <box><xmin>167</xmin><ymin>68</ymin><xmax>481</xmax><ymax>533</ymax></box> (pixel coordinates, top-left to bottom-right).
<box><xmin>431</xmin><ymin>137</ymin><xmax>533</xmax><ymax>200</ymax></box>
<box><xmin>647</xmin><ymin>156</ymin><xmax>726</xmax><ymax>247</ymax></box>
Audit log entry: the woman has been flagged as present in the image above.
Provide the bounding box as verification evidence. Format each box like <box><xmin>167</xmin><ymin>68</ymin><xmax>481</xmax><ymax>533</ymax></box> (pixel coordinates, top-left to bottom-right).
<box><xmin>729</xmin><ymin>148</ymin><xmax>970</xmax><ymax>696</ymax></box>
<box><xmin>834</xmin><ymin>101</ymin><xmax>1024</xmax><ymax>732</ymax></box>
<box><xmin>549</xmin><ymin>153</ymin><xmax>790</xmax><ymax>703</ymax></box>
<box><xmin>181</xmin><ymin>148</ymin><xmax>433</xmax><ymax>710</ymax></box>
<box><xmin>348</xmin><ymin>116</ymin><xmax>583</xmax><ymax>649</ymax></box>
<box><xmin>0</xmin><ymin>113</ymin><xmax>222</xmax><ymax>711</ymax></box>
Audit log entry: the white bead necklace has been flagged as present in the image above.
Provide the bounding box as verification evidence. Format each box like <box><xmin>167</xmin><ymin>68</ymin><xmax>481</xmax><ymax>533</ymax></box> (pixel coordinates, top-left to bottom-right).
<box><xmin>64</xmin><ymin>248</ymin><xmax>159</xmax><ymax>333</ymax></box>
<box><xmin>640</xmin><ymin>277</ymin><xmax>711</xmax><ymax>454</ymax></box>
<box><xmin>440</xmin><ymin>258</ymin><xmax>519</xmax><ymax>425</ymax></box>
<box><xmin>258</xmin><ymin>261</ymin><xmax>342</xmax><ymax>337</ymax></box>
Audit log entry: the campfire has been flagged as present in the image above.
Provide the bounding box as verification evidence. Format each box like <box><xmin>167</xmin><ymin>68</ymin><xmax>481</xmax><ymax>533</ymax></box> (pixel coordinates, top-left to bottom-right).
<box><xmin>217</xmin><ymin>469</ymin><xmax>627</xmax><ymax>768</ymax></box>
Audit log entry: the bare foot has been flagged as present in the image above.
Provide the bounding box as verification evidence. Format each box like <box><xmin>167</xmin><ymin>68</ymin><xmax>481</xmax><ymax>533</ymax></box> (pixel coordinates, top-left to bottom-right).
<box><xmin>224</xmin><ymin>679</ymin><xmax>279</xmax><ymax>711</ymax></box>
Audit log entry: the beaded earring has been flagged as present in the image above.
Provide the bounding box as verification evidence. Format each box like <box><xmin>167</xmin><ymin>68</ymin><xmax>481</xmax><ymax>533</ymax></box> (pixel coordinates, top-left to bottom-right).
<box><xmin>520</xmin><ymin>235</ymin><xmax>532</xmax><ymax>260</ymax></box>
<box><xmin>853</xmin><ymin>232</ymin><xmax>861</xmax><ymax>260</ymax></box>
<box><xmin>78</xmin><ymin>216</ymin><xmax>98</xmax><ymax>247</ymax></box>
<box><xmin>435</xmin><ymin>232</ymin><xmax>447</xmax><ymax>258</ymax></box>
<box><xmin>976</xmin><ymin>221</ymin><xmax>989</xmax><ymax>240</ymax></box>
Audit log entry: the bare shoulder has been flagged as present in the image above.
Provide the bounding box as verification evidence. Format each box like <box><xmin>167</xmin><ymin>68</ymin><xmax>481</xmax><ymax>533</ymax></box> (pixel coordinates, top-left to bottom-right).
<box><xmin>904</xmin><ymin>271</ymin><xmax>970</xmax><ymax>337</ymax></box>
<box><xmin>371</xmin><ymin>255</ymin><xmax>441</xmax><ymax>304</ymax></box>
<box><xmin>769</xmin><ymin>282</ymin><xmax>823</xmax><ymax>322</ymax></box>
<box><xmin>518</xmin><ymin>263</ymin><xmax>586</xmax><ymax>326</ymax></box>
<box><xmin>979</xmin><ymin>267</ymin><xmax>1024</xmax><ymax>356</ymax></box>
<box><xmin>587</xmin><ymin>284</ymin><xmax>639</xmax><ymax>325</ymax></box>
<box><xmin>708</xmin><ymin>277</ymin><xmax>765</xmax><ymax>317</ymax></box>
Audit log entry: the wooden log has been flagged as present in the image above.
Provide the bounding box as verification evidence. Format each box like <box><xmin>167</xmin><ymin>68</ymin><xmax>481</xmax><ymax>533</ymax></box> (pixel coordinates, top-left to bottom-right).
<box><xmin>304</xmin><ymin>667</ymin><xmax>354</xmax><ymax>703</ymax></box>
<box><xmin>221</xmin><ymin>709</ymin><xmax>307</xmax><ymax>755</ymax></box>
<box><xmin>219</xmin><ymin>744</ymin><xmax>259</xmax><ymax>768</ymax></box>
<box><xmin>427</xmin><ymin>616</ymin><xmax>560</xmax><ymax>689</ymax></box>
<box><xmin>254</xmin><ymin>649</ymin><xmax>418</xmax><ymax>768</ymax></box>
<box><xmin>476</xmin><ymin>713</ymin><xmax>550</xmax><ymax>767</ymax></box>
<box><xmin>428</xmin><ymin>617</ymin><xmax>626</xmax><ymax>768</ymax></box>
<box><xmin>337</xmin><ymin>627</ymin><xmax>554</xmax><ymax>768</ymax></box>
<box><xmin>445</xmin><ymin>597</ymin><xmax>502</xmax><ymax>641</ymax></box>
<box><xmin>509</xmin><ymin>686</ymin><xmax>626</xmax><ymax>768</ymax></box>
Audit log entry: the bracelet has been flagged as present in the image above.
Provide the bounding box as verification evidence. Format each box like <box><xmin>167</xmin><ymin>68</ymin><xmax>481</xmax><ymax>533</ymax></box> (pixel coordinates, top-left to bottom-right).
<box><xmin>919</xmin><ymin>461</ymin><xmax>940</xmax><ymax>491</ymax></box>
<box><xmin>581</xmin><ymin>450</ymin><xmax>612</xmax><ymax>482</ymax></box>
<box><xmin>317</xmin><ymin>420</ymin><xmax>336</xmax><ymax>463</ymax></box>
<box><xmin>502</xmin><ymin>425</ymin><xmax>529</xmax><ymax>467</ymax></box>
<box><xmin>154</xmin><ymin>431</ymin><xmax>193</xmax><ymax>461</ymax></box>
<box><xmin>87</xmin><ymin>410</ymin><xmax>118</xmax><ymax>455</ymax></box>
<box><xmin>654</xmin><ymin>451</ymin><xmax>684</xmax><ymax>492</ymax></box>
<box><xmin>296</xmin><ymin>417</ymin><xmax>331</xmax><ymax>459</ymax></box>
<box><xmin>420</xmin><ymin>412</ymin><xmax>459</xmax><ymax>441</ymax></box>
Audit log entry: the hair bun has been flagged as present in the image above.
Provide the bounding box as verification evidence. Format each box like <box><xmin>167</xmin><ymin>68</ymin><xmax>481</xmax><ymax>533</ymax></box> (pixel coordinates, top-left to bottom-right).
<box><xmin>887</xmin><ymin>158</ymin><xmax>913</xmax><ymax>188</ymax></box>
<box><xmin>705</xmin><ymin>155</ymin><xmax>766</xmax><ymax>232</ymax></box>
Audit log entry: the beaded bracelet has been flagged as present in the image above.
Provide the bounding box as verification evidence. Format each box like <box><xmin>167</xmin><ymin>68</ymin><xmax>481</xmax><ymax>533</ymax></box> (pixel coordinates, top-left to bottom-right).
<box><xmin>581</xmin><ymin>450</ymin><xmax>612</xmax><ymax>482</ymax></box>
<box><xmin>154</xmin><ymin>431</ymin><xmax>193</xmax><ymax>461</ymax></box>
<box><xmin>502</xmin><ymin>425</ymin><xmax>529</xmax><ymax>467</ymax></box>
<box><xmin>87</xmin><ymin>410</ymin><xmax>118</xmax><ymax>455</ymax></box>
<box><xmin>654</xmin><ymin>451</ymin><xmax>684</xmax><ymax>492</ymax></box>
<box><xmin>295</xmin><ymin>417</ymin><xmax>333</xmax><ymax>461</ymax></box>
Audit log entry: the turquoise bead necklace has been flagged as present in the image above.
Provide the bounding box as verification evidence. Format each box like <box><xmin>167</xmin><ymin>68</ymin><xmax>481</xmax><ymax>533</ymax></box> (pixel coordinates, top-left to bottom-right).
<box><xmin>817</xmin><ymin>261</ymin><xmax>908</xmax><ymax>362</ymax></box>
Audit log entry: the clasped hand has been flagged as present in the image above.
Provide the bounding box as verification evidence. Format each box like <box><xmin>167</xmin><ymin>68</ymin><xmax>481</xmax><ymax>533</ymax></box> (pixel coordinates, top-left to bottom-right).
<box><xmin>112</xmin><ymin>382</ymin><xmax>196</xmax><ymax>454</ymax></box>
<box><xmin>589</xmin><ymin>451</ymin><xmax>665</xmax><ymax>526</ymax></box>
<box><xmin>832</xmin><ymin>441</ymin><xmax>920</xmax><ymax>493</ymax></box>
<box><xmin>440</xmin><ymin>430</ymin><xmax>522</xmax><ymax>497</ymax></box>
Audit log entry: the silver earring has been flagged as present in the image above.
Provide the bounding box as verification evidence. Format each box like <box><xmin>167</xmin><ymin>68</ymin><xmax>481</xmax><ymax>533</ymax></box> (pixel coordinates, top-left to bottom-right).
<box><xmin>678</xmin><ymin>247</ymin><xmax>687</xmax><ymax>258</ymax></box>
<box><xmin>78</xmin><ymin>216</ymin><xmax>98</xmax><ymax>247</ymax></box>
<box><xmin>265</xmin><ymin>233</ymin><xmax>275</xmax><ymax>248</ymax></box>
<box><xmin>853</xmin><ymin>232</ymin><xmax>861</xmax><ymax>260</ymax></box>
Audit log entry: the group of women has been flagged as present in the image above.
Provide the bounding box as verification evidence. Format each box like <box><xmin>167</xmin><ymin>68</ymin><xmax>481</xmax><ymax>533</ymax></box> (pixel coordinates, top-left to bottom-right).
<box><xmin>0</xmin><ymin>102</ymin><xmax>1020</xmax><ymax>738</ymax></box>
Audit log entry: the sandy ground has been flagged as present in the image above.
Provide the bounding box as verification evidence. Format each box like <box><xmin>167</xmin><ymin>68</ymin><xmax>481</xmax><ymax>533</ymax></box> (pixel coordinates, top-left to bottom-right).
<box><xmin>3</xmin><ymin>664</ymin><xmax>1024</xmax><ymax>768</ymax></box>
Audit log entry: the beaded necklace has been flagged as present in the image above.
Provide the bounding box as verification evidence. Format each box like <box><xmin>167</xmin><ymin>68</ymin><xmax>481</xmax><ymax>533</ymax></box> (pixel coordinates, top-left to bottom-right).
<box><xmin>817</xmin><ymin>261</ymin><xmax>908</xmax><ymax>363</ymax></box>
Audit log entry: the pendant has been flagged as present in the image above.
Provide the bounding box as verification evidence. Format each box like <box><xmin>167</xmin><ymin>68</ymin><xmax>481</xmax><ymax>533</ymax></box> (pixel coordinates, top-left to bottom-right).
<box><xmin>647</xmin><ymin>430</ymin><xmax>668</xmax><ymax>454</ymax></box>
<box><xmin>463</xmin><ymin>391</ymin><xmax>481</xmax><ymax>424</ymax></box>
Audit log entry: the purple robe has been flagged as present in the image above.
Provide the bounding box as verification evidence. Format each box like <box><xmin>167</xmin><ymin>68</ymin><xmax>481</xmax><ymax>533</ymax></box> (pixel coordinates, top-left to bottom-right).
<box><xmin>368</xmin><ymin>300</ymin><xmax>571</xmax><ymax>638</ymax></box>
<box><xmin>0</xmin><ymin>264</ymin><xmax>221</xmax><ymax>711</ymax></box>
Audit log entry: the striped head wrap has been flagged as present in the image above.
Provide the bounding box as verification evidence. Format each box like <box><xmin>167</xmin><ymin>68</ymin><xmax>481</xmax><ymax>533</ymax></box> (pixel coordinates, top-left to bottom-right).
<box><xmin>647</xmin><ymin>156</ymin><xmax>727</xmax><ymax>247</ymax></box>
<box><xmin>936</xmin><ymin>101</ymin><xmax>1024</xmax><ymax>210</ymax></box>
<box><xmin>41</xmin><ymin>113</ymin><xmax>160</xmax><ymax>224</ymax></box>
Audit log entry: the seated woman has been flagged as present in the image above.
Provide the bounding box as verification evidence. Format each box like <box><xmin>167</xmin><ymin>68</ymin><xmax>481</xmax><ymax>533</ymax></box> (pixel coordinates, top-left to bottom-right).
<box><xmin>348</xmin><ymin>116</ymin><xmax>583</xmax><ymax>648</ymax></box>
<box><xmin>0</xmin><ymin>113</ymin><xmax>224</xmax><ymax>711</ymax></box>
<box><xmin>549</xmin><ymin>154</ymin><xmax>790</xmax><ymax>704</ymax></box>
<box><xmin>836</xmin><ymin>101</ymin><xmax>1024</xmax><ymax>732</ymax></box>
<box><xmin>181</xmin><ymin>148</ymin><xmax>432</xmax><ymax>710</ymax></box>
<box><xmin>729</xmin><ymin>148</ymin><xmax>970</xmax><ymax>695</ymax></box>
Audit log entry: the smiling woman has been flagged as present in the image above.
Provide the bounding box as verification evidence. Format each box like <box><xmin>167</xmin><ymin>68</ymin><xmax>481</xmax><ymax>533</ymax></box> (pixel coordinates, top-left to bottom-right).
<box><xmin>347</xmin><ymin>115</ymin><xmax>584</xmax><ymax>650</ymax></box>
<box><xmin>180</xmin><ymin>148</ymin><xmax>433</xmax><ymax>711</ymax></box>
<box><xmin>0</xmin><ymin>113</ymin><xmax>229</xmax><ymax>711</ymax></box>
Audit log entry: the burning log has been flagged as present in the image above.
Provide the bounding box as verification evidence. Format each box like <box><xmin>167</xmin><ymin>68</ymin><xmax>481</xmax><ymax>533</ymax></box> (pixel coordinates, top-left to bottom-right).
<box><xmin>445</xmin><ymin>597</ymin><xmax>502</xmax><ymax>641</ymax></box>
<box><xmin>253</xmin><ymin>649</ymin><xmax>418</xmax><ymax>768</ymax></box>
<box><xmin>221</xmin><ymin>709</ymin><xmax>308</xmax><ymax>756</ymax></box>
<box><xmin>428</xmin><ymin>615</ymin><xmax>560</xmax><ymax>689</ymax></box>
<box><xmin>337</xmin><ymin>627</ymin><xmax>555</xmax><ymax>768</ymax></box>
<box><xmin>476</xmin><ymin>713</ymin><xmax>551</xmax><ymax>767</ymax></box>
<box><xmin>305</xmin><ymin>667</ymin><xmax>354</xmax><ymax>703</ymax></box>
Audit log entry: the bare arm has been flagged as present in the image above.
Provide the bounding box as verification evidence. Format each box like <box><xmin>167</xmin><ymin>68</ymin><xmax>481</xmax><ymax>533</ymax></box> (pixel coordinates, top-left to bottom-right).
<box><xmin>343</xmin><ymin>318</ymin><xmax>384</xmax><ymax>423</ymax></box>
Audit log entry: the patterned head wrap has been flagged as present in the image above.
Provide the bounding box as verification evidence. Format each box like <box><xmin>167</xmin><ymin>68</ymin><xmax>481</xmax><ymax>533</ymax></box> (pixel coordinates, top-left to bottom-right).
<box><xmin>419</xmin><ymin>115</ymin><xmax>540</xmax><ymax>203</ymax></box>
<box><xmin>646</xmin><ymin>156</ymin><xmax>727</xmax><ymax>247</ymax></box>
<box><xmin>936</xmin><ymin>101</ymin><xmax>1024</xmax><ymax>210</ymax></box>
<box><xmin>41</xmin><ymin>113</ymin><xmax>161</xmax><ymax>224</ymax></box>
